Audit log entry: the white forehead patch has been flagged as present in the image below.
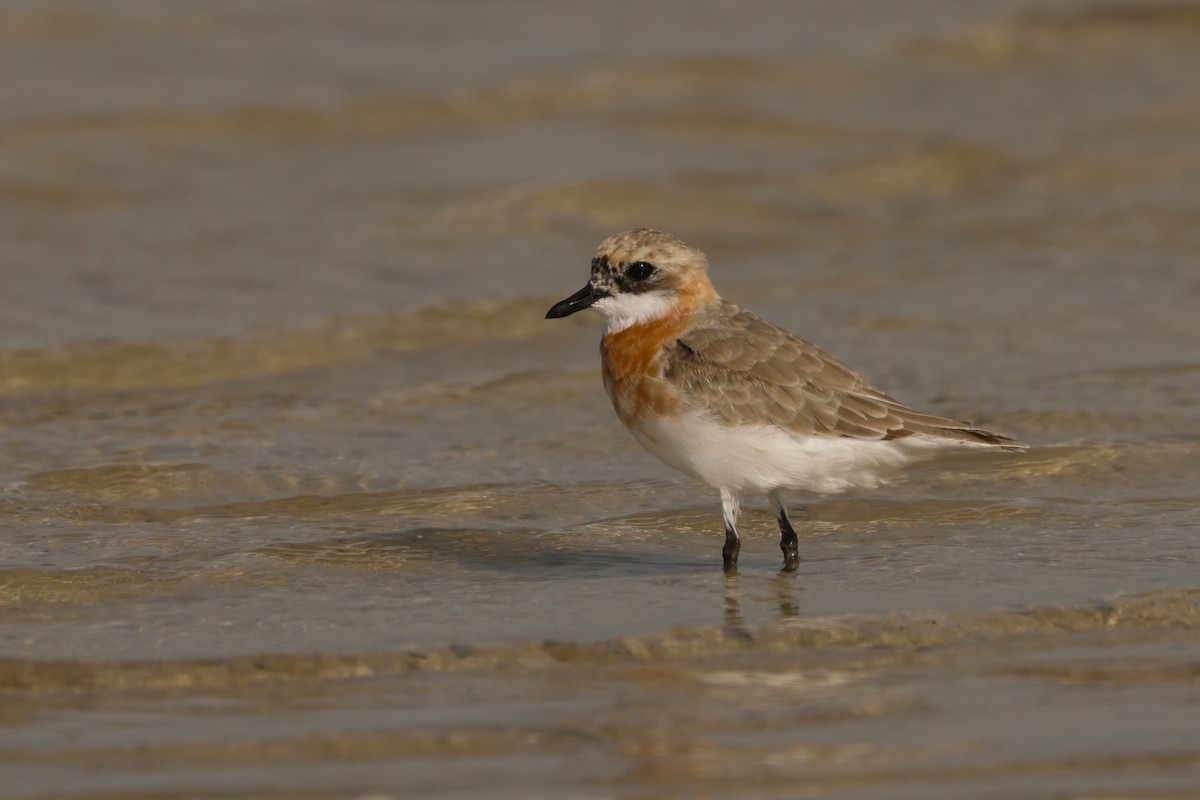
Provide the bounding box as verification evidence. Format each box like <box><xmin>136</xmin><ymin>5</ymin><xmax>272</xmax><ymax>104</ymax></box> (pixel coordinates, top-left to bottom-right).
<box><xmin>593</xmin><ymin>290</ymin><xmax>675</xmax><ymax>333</ymax></box>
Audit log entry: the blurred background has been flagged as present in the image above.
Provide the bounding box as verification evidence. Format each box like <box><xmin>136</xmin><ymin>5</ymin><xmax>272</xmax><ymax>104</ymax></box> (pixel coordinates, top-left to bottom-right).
<box><xmin>2</xmin><ymin>1</ymin><xmax>1199</xmax><ymax>798</ymax></box>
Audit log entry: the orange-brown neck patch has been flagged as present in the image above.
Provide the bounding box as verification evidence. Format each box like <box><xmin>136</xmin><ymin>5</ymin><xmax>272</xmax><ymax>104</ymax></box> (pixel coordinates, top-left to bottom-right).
<box><xmin>600</xmin><ymin>282</ymin><xmax>716</xmax><ymax>427</ymax></box>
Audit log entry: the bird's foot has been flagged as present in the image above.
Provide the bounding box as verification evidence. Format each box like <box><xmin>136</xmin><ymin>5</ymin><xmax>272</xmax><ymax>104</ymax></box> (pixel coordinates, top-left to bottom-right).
<box><xmin>780</xmin><ymin>533</ymin><xmax>800</xmax><ymax>572</ymax></box>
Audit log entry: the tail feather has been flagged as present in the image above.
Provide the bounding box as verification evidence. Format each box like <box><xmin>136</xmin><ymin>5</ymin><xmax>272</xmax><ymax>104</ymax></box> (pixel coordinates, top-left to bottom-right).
<box><xmin>885</xmin><ymin>411</ymin><xmax>1028</xmax><ymax>450</ymax></box>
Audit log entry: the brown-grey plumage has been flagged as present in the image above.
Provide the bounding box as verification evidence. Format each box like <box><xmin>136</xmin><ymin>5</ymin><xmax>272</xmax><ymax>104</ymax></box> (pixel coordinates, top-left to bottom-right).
<box><xmin>667</xmin><ymin>299</ymin><xmax>1026</xmax><ymax>448</ymax></box>
<box><xmin>547</xmin><ymin>227</ymin><xmax>1027</xmax><ymax>571</ymax></box>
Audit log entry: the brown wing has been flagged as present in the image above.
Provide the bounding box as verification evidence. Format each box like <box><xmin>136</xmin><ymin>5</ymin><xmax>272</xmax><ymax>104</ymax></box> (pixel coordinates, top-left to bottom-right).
<box><xmin>664</xmin><ymin>301</ymin><xmax>1025</xmax><ymax>448</ymax></box>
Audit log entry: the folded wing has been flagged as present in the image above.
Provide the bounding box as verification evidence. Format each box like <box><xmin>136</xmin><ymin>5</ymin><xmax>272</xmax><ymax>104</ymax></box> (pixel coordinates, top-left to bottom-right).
<box><xmin>665</xmin><ymin>301</ymin><xmax>1026</xmax><ymax>449</ymax></box>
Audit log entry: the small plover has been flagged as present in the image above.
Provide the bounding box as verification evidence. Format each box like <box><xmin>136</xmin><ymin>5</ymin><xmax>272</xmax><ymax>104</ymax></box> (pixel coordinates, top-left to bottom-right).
<box><xmin>547</xmin><ymin>229</ymin><xmax>1026</xmax><ymax>571</ymax></box>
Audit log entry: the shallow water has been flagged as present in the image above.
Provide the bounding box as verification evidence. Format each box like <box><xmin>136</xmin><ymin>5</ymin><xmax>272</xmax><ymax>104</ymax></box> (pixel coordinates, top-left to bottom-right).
<box><xmin>2</xmin><ymin>0</ymin><xmax>1200</xmax><ymax>797</ymax></box>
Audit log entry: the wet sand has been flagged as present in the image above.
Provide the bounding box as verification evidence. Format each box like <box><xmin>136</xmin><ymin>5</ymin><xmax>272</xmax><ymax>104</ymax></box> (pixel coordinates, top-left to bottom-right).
<box><xmin>2</xmin><ymin>1</ymin><xmax>1199</xmax><ymax>797</ymax></box>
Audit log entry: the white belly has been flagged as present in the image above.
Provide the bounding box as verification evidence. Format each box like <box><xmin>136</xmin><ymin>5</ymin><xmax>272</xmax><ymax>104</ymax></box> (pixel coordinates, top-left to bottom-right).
<box><xmin>628</xmin><ymin>410</ymin><xmax>949</xmax><ymax>495</ymax></box>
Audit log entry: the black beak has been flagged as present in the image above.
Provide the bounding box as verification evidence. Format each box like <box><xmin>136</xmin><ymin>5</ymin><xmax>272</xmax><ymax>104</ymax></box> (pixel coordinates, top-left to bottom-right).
<box><xmin>545</xmin><ymin>284</ymin><xmax>608</xmax><ymax>319</ymax></box>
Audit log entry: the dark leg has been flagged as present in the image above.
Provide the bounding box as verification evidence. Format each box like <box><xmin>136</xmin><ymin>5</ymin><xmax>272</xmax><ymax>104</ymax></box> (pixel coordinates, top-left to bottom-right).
<box><xmin>722</xmin><ymin>520</ymin><xmax>740</xmax><ymax>570</ymax></box>
<box><xmin>720</xmin><ymin>488</ymin><xmax>741</xmax><ymax>570</ymax></box>
<box><xmin>770</xmin><ymin>491</ymin><xmax>800</xmax><ymax>571</ymax></box>
<box><xmin>777</xmin><ymin>510</ymin><xmax>800</xmax><ymax>571</ymax></box>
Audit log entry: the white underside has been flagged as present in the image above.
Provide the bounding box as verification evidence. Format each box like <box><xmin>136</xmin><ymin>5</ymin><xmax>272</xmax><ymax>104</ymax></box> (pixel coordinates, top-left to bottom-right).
<box><xmin>629</xmin><ymin>410</ymin><xmax>969</xmax><ymax>496</ymax></box>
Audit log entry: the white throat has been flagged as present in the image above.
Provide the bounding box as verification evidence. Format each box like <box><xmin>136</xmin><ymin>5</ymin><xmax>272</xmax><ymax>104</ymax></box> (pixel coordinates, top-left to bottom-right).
<box><xmin>593</xmin><ymin>291</ymin><xmax>676</xmax><ymax>333</ymax></box>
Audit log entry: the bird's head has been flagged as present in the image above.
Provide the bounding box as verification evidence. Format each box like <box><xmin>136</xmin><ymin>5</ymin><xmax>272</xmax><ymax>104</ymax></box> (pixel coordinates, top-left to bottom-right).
<box><xmin>546</xmin><ymin>229</ymin><xmax>717</xmax><ymax>332</ymax></box>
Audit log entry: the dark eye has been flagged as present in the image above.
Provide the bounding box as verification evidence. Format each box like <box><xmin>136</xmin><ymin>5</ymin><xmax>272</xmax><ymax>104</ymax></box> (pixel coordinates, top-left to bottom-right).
<box><xmin>627</xmin><ymin>261</ymin><xmax>656</xmax><ymax>281</ymax></box>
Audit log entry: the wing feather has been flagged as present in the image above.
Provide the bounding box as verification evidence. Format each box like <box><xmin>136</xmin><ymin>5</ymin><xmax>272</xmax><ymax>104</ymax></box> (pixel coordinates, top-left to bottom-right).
<box><xmin>664</xmin><ymin>301</ymin><xmax>1025</xmax><ymax>448</ymax></box>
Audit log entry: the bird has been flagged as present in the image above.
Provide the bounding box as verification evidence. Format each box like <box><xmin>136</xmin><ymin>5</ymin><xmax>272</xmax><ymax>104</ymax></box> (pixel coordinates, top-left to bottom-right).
<box><xmin>546</xmin><ymin>228</ymin><xmax>1026</xmax><ymax>571</ymax></box>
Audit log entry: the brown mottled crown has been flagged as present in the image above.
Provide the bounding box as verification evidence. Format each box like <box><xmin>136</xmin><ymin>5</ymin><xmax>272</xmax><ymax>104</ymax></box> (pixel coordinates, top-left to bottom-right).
<box><xmin>594</xmin><ymin>229</ymin><xmax>709</xmax><ymax>275</ymax></box>
<box><xmin>589</xmin><ymin>229</ymin><xmax>714</xmax><ymax>299</ymax></box>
